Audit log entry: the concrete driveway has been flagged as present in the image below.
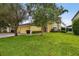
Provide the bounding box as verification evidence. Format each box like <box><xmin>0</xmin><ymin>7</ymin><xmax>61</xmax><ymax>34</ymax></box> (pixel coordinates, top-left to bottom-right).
<box><xmin>0</xmin><ymin>33</ymin><xmax>14</xmax><ymax>38</ymax></box>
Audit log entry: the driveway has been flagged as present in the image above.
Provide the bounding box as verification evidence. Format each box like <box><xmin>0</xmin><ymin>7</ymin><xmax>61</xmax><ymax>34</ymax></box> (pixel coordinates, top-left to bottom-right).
<box><xmin>0</xmin><ymin>33</ymin><xmax>14</xmax><ymax>38</ymax></box>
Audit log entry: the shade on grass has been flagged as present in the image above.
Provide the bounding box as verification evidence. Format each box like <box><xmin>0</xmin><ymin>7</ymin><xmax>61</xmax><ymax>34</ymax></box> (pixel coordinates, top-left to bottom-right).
<box><xmin>0</xmin><ymin>33</ymin><xmax>79</xmax><ymax>56</ymax></box>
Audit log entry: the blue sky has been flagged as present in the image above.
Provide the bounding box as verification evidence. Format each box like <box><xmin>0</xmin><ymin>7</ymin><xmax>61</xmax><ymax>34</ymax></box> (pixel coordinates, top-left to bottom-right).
<box><xmin>57</xmin><ymin>3</ymin><xmax>79</xmax><ymax>26</ymax></box>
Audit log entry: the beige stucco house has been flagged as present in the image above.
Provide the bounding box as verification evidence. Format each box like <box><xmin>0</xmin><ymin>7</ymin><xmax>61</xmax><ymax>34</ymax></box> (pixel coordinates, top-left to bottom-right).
<box><xmin>17</xmin><ymin>17</ymin><xmax>61</xmax><ymax>34</ymax></box>
<box><xmin>17</xmin><ymin>22</ymin><xmax>53</xmax><ymax>34</ymax></box>
<box><xmin>4</xmin><ymin>17</ymin><xmax>62</xmax><ymax>34</ymax></box>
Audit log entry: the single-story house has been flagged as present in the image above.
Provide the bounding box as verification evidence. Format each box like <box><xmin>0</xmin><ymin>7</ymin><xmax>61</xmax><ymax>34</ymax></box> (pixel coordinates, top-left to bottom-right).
<box><xmin>17</xmin><ymin>17</ymin><xmax>62</xmax><ymax>34</ymax></box>
<box><xmin>17</xmin><ymin>22</ymin><xmax>52</xmax><ymax>34</ymax></box>
<box><xmin>2</xmin><ymin>17</ymin><xmax>63</xmax><ymax>34</ymax></box>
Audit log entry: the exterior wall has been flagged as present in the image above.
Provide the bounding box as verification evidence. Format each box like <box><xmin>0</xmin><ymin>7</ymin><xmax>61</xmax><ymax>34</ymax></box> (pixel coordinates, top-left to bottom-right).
<box><xmin>6</xmin><ymin>27</ymin><xmax>10</xmax><ymax>32</ymax></box>
<box><xmin>17</xmin><ymin>25</ymin><xmax>30</xmax><ymax>34</ymax></box>
<box><xmin>58</xmin><ymin>23</ymin><xmax>61</xmax><ymax>30</ymax></box>
<box><xmin>47</xmin><ymin>23</ymin><xmax>52</xmax><ymax>32</ymax></box>
<box><xmin>17</xmin><ymin>25</ymin><xmax>41</xmax><ymax>34</ymax></box>
<box><xmin>17</xmin><ymin>22</ymin><xmax>61</xmax><ymax>34</ymax></box>
<box><xmin>52</xmin><ymin>22</ymin><xmax>58</xmax><ymax>28</ymax></box>
<box><xmin>17</xmin><ymin>23</ymin><xmax>52</xmax><ymax>34</ymax></box>
<box><xmin>51</xmin><ymin>22</ymin><xmax>61</xmax><ymax>31</ymax></box>
<box><xmin>57</xmin><ymin>23</ymin><xmax>61</xmax><ymax>30</ymax></box>
<box><xmin>30</xmin><ymin>26</ymin><xmax>41</xmax><ymax>32</ymax></box>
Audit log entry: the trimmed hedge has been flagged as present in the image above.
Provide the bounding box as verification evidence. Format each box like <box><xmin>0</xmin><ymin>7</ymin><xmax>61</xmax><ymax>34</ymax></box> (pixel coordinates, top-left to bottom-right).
<box><xmin>72</xmin><ymin>18</ymin><xmax>79</xmax><ymax>35</ymax></box>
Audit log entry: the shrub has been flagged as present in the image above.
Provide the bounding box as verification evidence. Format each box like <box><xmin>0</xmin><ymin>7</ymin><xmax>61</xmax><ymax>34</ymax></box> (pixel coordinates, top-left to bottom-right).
<box><xmin>72</xmin><ymin>18</ymin><xmax>79</xmax><ymax>35</ymax></box>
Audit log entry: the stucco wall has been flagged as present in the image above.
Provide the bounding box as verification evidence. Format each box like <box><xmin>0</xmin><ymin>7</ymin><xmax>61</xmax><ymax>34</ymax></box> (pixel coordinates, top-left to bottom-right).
<box><xmin>47</xmin><ymin>23</ymin><xmax>52</xmax><ymax>32</ymax></box>
<box><xmin>17</xmin><ymin>25</ymin><xmax>41</xmax><ymax>34</ymax></box>
<box><xmin>30</xmin><ymin>26</ymin><xmax>41</xmax><ymax>31</ymax></box>
<box><xmin>17</xmin><ymin>23</ymin><xmax>59</xmax><ymax>34</ymax></box>
<box><xmin>17</xmin><ymin>25</ymin><xmax>30</xmax><ymax>34</ymax></box>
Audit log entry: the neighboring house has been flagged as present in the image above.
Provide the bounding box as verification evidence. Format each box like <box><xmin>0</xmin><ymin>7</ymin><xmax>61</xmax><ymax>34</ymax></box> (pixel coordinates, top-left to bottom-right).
<box><xmin>66</xmin><ymin>11</ymin><xmax>79</xmax><ymax>32</ymax></box>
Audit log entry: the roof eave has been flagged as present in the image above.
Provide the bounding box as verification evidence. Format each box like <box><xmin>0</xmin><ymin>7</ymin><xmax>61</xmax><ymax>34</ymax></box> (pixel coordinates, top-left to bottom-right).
<box><xmin>72</xmin><ymin>11</ymin><xmax>79</xmax><ymax>21</ymax></box>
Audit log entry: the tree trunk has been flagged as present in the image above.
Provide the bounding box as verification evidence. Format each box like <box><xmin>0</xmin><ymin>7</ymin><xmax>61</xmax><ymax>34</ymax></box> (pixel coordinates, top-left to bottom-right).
<box><xmin>0</xmin><ymin>28</ymin><xmax>1</xmax><ymax>33</ymax></box>
<box><xmin>41</xmin><ymin>26</ymin><xmax>44</xmax><ymax>35</ymax></box>
<box><xmin>14</xmin><ymin>25</ymin><xmax>18</xmax><ymax>36</ymax></box>
<box><xmin>15</xmin><ymin>30</ymin><xmax>17</xmax><ymax>36</ymax></box>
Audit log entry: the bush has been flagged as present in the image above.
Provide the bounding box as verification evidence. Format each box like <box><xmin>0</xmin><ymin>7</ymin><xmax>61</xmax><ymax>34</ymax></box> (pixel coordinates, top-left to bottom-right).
<box><xmin>72</xmin><ymin>18</ymin><xmax>79</xmax><ymax>35</ymax></box>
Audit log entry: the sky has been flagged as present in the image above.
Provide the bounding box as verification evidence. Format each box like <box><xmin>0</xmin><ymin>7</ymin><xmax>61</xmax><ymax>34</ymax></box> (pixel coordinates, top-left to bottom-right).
<box><xmin>57</xmin><ymin>3</ymin><xmax>79</xmax><ymax>26</ymax></box>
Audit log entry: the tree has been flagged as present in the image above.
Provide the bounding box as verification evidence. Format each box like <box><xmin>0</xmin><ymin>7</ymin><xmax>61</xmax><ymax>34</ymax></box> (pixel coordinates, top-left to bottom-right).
<box><xmin>28</xmin><ymin>3</ymin><xmax>68</xmax><ymax>34</ymax></box>
<box><xmin>33</xmin><ymin>7</ymin><xmax>47</xmax><ymax>34</ymax></box>
<box><xmin>50</xmin><ymin>5</ymin><xmax>68</xmax><ymax>31</ymax></box>
<box><xmin>32</xmin><ymin>4</ymin><xmax>55</xmax><ymax>35</ymax></box>
<box><xmin>0</xmin><ymin>20</ymin><xmax>9</xmax><ymax>32</ymax></box>
<box><xmin>0</xmin><ymin>4</ymin><xmax>10</xmax><ymax>33</ymax></box>
<box><xmin>24</xmin><ymin>3</ymin><xmax>68</xmax><ymax>35</ymax></box>
<box><xmin>0</xmin><ymin>4</ymin><xmax>27</xmax><ymax>36</ymax></box>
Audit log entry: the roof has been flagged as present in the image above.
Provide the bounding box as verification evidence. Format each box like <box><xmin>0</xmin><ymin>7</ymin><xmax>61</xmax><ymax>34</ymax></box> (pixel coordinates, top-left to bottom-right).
<box><xmin>19</xmin><ymin>18</ymin><xmax>33</xmax><ymax>26</ymax></box>
<box><xmin>72</xmin><ymin>11</ymin><xmax>79</xmax><ymax>21</ymax></box>
<box><xmin>19</xmin><ymin>23</ymin><xmax>31</xmax><ymax>26</ymax></box>
<box><xmin>67</xmin><ymin>25</ymin><xmax>72</xmax><ymax>27</ymax></box>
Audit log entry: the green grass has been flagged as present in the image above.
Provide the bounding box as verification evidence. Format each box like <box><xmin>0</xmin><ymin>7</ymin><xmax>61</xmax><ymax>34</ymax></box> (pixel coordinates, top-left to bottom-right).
<box><xmin>0</xmin><ymin>32</ymin><xmax>79</xmax><ymax>56</ymax></box>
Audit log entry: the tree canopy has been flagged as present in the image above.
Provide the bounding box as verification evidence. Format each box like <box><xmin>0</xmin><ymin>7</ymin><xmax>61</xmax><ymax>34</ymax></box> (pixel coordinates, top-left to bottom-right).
<box><xmin>26</xmin><ymin>3</ymin><xmax>68</xmax><ymax>34</ymax></box>
<box><xmin>0</xmin><ymin>4</ymin><xmax>27</xmax><ymax>36</ymax></box>
<box><xmin>0</xmin><ymin>3</ymin><xmax>68</xmax><ymax>35</ymax></box>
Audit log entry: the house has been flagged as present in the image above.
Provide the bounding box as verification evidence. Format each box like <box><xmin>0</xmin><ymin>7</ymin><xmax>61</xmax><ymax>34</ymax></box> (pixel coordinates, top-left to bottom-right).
<box><xmin>17</xmin><ymin>21</ymin><xmax>53</xmax><ymax>34</ymax></box>
<box><xmin>66</xmin><ymin>11</ymin><xmax>79</xmax><ymax>32</ymax></box>
<box><xmin>17</xmin><ymin>17</ymin><xmax>62</xmax><ymax>34</ymax></box>
<box><xmin>3</xmin><ymin>17</ymin><xmax>62</xmax><ymax>34</ymax></box>
<box><xmin>70</xmin><ymin>11</ymin><xmax>79</xmax><ymax>28</ymax></box>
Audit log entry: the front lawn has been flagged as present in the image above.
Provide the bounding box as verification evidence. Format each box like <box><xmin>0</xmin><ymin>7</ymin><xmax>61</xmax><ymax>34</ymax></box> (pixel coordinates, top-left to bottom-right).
<box><xmin>0</xmin><ymin>33</ymin><xmax>79</xmax><ymax>56</ymax></box>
